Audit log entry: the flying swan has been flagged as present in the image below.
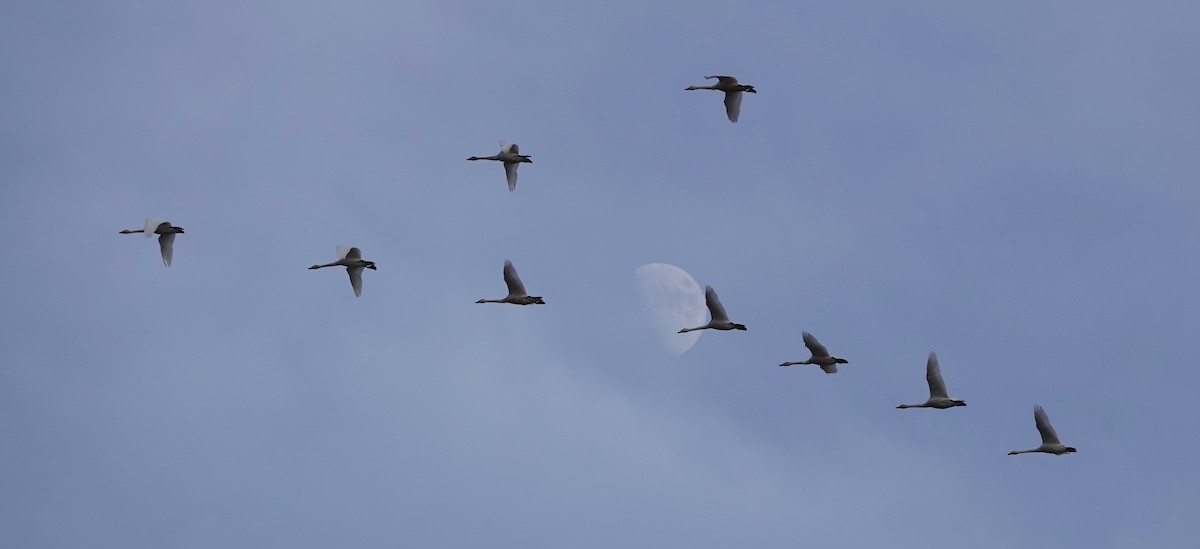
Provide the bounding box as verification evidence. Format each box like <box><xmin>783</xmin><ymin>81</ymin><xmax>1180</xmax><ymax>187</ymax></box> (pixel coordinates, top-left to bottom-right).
<box><xmin>1008</xmin><ymin>405</ymin><xmax>1077</xmax><ymax>456</ymax></box>
<box><xmin>896</xmin><ymin>352</ymin><xmax>966</xmax><ymax>409</ymax></box>
<box><xmin>119</xmin><ymin>218</ymin><xmax>184</xmax><ymax>267</ymax></box>
<box><xmin>476</xmin><ymin>260</ymin><xmax>545</xmax><ymax>305</ymax></box>
<box><xmin>779</xmin><ymin>332</ymin><xmax>848</xmax><ymax>373</ymax></box>
<box><xmin>309</xmin><ymin>245</ymin><xmax>377</xmax><ymax>297</ymax></box>
<box><xmin>678</xmin><ymin>285</ymin><xmax>747</xmax><ymax>332</ymax></box>
<box><xmin>468</xmin><ymin>141</ymin><xmax>533</xmax><ymax>191</ymax></box>
<box><xmin>685</xmin><ymin>75</ymin><xmax>757</xmax><ymax>123</ymax></box>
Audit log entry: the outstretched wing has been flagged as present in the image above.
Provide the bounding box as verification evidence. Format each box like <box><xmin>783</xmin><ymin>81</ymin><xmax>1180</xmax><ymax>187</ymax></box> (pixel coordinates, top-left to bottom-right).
<box><xmin>504</xmin><ymin>162</ymin><xmax>518</xmax><ymax>191</ymax></box>
<box><xmin>704</xmin><ymin>285</ymin><xmax>729</xmax><ymax>322</ymax></box>
<box><xmin>337</xmin><ymin>245</ymin><xmax>360</xmax><ymax>260</ymax></box>
<box><xmin>1034</xmin><ymin>405</ymin><xmax>1062</xmax><ymax>445</ymax></box>
<box><xmin>158</xmin><ymin>233</ymin><xmax>175</xmax><ymax>267</ymax></box>
<box><xmin>705</xmin><ymin>75</ymin><xmax>738</xmax><ymax>85</ymax></box>
<box><xmin>724</xmin><ymin>91</ymin><xmax>743</xmax><ymax>123</ymax></box>
<box><xmin>503</xmin><ymin>260</ymin><xmax>527</xmax><ymax>296</ymax></box>
<box><xmin>500</xmin><ymin>141</ymin><xmax>516</xmax><ymax>154</ymax></box>
<box><xmin>347</xmin><ymin>266</ymin><xmax>364</xmax><ymax>297</ymax></box>
<box><xmin>925</xmin><ymin>352</ymin><xmax>949</xmax><ymax>399</ymax></box>
<box><xmin>802</xmin><ymin>332</ymin><xmax>831</xmax><ymax>358</ymax></box>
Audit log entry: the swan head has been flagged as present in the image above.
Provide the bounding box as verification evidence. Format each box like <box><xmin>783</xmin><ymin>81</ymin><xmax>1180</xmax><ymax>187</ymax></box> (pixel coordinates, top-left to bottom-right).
<box><xmin>308</xmin><ymin>265</ymin><xmax>321</xmax><ymax>270</ymax></box>
<box><xmin>1007</xmin><ymin>450</ymin><xmax>1020</xmax><ymax>455</ymax></box>
<box><xmin>896</xmin><ymin>404</ymin><xmax>909</xmax><ymax>409</ymax></box>
<box><xmin>119</xmin><ymin>229</ymin><xmax>137</xmax><ymax>234</ymax></box>
<box><xmin>467</xmin><ymin>156</ymin><xmax>480</xmax><ymax>161</ymax></box>
<box><xmin>475</xmin><ymin>299</ymin><xmax>487</xmax><ymax>303</ymax></box>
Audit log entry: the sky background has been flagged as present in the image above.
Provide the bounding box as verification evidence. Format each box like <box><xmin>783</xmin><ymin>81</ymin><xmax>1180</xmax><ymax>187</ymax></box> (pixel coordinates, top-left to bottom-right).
<box><xmin>2</xmin><ymin>1</ymin><xmax>1199</xmax><ymax>547</ymax></box>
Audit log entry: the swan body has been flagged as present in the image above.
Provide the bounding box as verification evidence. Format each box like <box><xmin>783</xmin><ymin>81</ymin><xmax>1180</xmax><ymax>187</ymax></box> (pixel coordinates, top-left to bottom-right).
<box><xmin>467</xmin><ymin>141</ymin><xmax>532</xmax><ymax>191</ymax></box>
<box><xmin>677</xmin><ymin>285</ymin><xmax>746</xmax><ymax>332</ymax></box>
<box><xmin>685</xmin><ymin>75</ymin><xmax>757</xmax><ymax>123</ymax></box>
<box><xmin>1008</xmin><ymin>405</ymin><xmax>1077</xmax><ymax>455</ymax></box>
<box><xmin>779</xmin><ymin>332</ymin><xmax>848</xmax><ymax>373</ymax></box>
<box><xmin>476</xmin><ymin>260</ymin><xmax>544</xmax><ymax>305</ymax></box>
<box><xmin>120</xmin><ymin>218</ymin><xmax>184</xmax><ymax>266</ymax></box>
<box><xmin>308</xmin><ymin>245</ymin><xmax>377</xmax><ymax>297</ymax></box>
<box><xmin>896</xmin><ymin>352</ymin><xmax>966</xmax><ymax>409</ymax></box>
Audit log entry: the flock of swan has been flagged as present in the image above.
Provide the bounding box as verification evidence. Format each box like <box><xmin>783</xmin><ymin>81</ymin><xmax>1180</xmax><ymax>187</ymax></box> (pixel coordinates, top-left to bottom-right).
<box><xmin>118</xmin><ymin>75</ymin><xmax>1076</xmax><ymax>458</ymax></box>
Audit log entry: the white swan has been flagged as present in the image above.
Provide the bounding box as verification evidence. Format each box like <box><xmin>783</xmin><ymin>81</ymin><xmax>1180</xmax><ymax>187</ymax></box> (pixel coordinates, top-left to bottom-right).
<box><xmin>779</xmin><ymin>332</ymin><xmax>848</xmax><ymax>373</ymax></box>
<box><xmin>476</xmin><ymin>260</ymin><xmax>545</xmax><ymax>305</ymax></box>
<box><xmin>897</xmin><ymin>352</ymin><xmax>966</xmax><ymax>409</ymax></box>
<box><xmin>308</xmin><ymin>245</ymin><xmax>377</xmax><ymax>297</ymax></box>
<box><xmin>467</xmin><ymin>141</ymin><xmax>532</xmax><ymax>191</ymax></box>
<box><xmin>678</xmin><ymin>285</ymin><xmax>746</xmax><ymax>332</ymax></box>
<box><xmin>685</xmin><ymin>75</ymin><xmax>757</xmax><ymax>123</ymax></box>
<box><xmin>119</xmin><ymin>218</ymin><xmax>184</xmax><ymax>267</ymax></box>
<box><xmin>1009</xmin><ymin>405</ymin><xmax>1077</xmax><ymax>456</ymax></box>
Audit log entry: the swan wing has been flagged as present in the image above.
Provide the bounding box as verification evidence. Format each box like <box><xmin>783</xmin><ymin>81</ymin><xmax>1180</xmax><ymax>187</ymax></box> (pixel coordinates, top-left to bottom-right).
<box><xmin>500</xmin><ymin>141</ymin><xmax>516</xmax><ymax>154</ymax></box>
<box><xmin>504</xmin><ymin>162</ymin><xmax>518</xmax><ymax>191</ymax></box>
<box><xmin>704</xmin><ymin>285</ymin><xmax>730</xmax><ymax>322</ymax></box>
<box><xmin>337</xmin><ymin>245</ymin><xmax>360</xmax><ymax>260</ymax></box>
<box><xmin>724</xmin><ymin>91</ymin><xmax>743</xmax><ymax>122</ymax></box>
<box><xmin>706</xmin><ymin>75</ymin><xmax>738</xmax><ymax>85</ymax></box>
<box><xmin>158</xmin><ymin>233</ymin><xmax>175</xmax><ymax>267</ymax></box>
<box><xmin>1034</xmin><ymin>405</ymin><xmax>1062</xmax><ymax>445</ymax></box>
<box><xmin>347</xmin><ymin>266</ymin><xmax>364</xmax><ymax>297</ymax></box>
<box><xmin>926</xmin><ymin>352</ymin><xmax>949</xmax><ymax>399</ymax></box>
<box><xmin>802</xmin><ymin>332</ymin><xmax>831</xmax><ymax>358</ymax></box>
<box><xmin>503</xmin><ymin>260</ymin><xmax>527</xmax><ymax>296</ymax></box>
<box><xmin>143</xmin><ymin>218</ymin><xmax>168</xmax><ymax>238</ymax></box>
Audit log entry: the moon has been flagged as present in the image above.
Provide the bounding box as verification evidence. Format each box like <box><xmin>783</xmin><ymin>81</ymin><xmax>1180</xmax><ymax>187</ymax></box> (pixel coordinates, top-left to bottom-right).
<box><xmin>633</xmin><ymin>263</ymin><xmax>707</xmax><ymax>354</ymax></box>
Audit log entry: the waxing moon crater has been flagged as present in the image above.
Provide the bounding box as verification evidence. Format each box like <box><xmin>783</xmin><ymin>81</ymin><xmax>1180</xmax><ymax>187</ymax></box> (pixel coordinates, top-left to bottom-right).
<box><xmin>633</xmin><ymin>263</ymin><xmax>707</xmax><ymax>354</ymax></box>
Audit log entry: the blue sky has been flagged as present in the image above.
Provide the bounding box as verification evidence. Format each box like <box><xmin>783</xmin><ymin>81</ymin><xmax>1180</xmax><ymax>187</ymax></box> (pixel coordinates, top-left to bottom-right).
<box><xmin>2</xmin><ymin>1</ymin><xmax>1198</xmax><ymax>547</ymax></box>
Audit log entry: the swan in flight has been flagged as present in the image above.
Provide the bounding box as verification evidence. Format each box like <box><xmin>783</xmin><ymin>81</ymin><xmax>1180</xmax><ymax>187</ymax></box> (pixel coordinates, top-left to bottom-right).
<box><xmin>685</xmin><ymin>75</ymin><xmax>757</xmax><ymax>123</ymax></box>
<box><xmin>467</xmin><ymin>141</ymin><xmax>532</xmax><ymax>191</ymax></box>
<box><xmin>1009</xmin><ymin>405</ymin><xmax>1077</xmax><ymax>456</ymax></box>
<box><xmin>308</xmin><ymin>245</ymin><xmax>377</xmax><ymax>297</ymax></box>
<box><xmin>779</xmin><ymin>332</ymin><xmax>848</xmax><ymax>373</ymax></box>
<box><xmin>119</xmin><ymin>218</ymin><xmax>184</xmax><ymax>267</ymax></box>
<box><xmin>476</xmin><ymin>260</ymin><xmax>545</xmax><ymax>305</ymax></box>
<box><xmin>896</xmin><ymin>352</ymin><xmax>966</xmax><ymax>409</ymax></box>
<box><xmin>678</xmin><ymin>285</ymin><xmax>746</xmax><ymax>332</ymax></box>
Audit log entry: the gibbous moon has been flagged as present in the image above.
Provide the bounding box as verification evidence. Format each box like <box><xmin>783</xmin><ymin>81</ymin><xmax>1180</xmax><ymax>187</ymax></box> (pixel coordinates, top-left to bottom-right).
<box><xmin>633</xmin><ymin>263</ymin><xmax>707</xmax><ymax>354</ymax></box>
